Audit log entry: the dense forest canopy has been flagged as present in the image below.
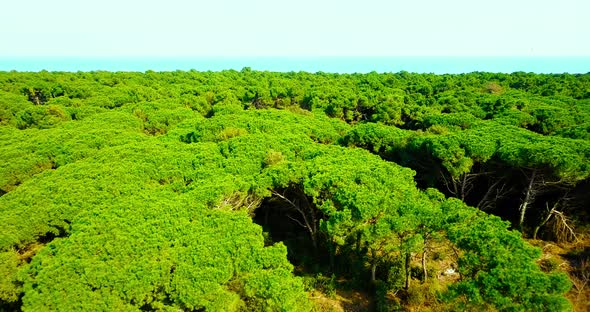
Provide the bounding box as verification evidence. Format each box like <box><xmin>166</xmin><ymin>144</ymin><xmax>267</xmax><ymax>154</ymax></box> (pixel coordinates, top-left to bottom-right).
<box><xmin>1</xmin><ymin>70</ymin><xmax>589</xmax><ymax>311</ymax></box>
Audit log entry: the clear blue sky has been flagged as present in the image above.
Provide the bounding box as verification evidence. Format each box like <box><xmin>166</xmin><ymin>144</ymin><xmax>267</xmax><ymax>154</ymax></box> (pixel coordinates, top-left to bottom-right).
<box><xmin>2</xmin><ymin>0</ymin><xmax>589</xmax><ymax>57</ymax></box>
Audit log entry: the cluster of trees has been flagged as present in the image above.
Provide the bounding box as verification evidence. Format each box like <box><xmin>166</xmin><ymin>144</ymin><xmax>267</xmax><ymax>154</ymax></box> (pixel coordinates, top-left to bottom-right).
<box><xmin>1</xmin><ymin>70</ymin><xmax>588</xmax><ymax>311</ymax></box>
<box><xmin>341</xmin><ymin>119</ymin><xmax>590</xmax><ymax>240</ymax></box>
<box><xmin>2</xmin><ymin>70</ymin><xmax>589</xmax><ymax>133</ymax></box>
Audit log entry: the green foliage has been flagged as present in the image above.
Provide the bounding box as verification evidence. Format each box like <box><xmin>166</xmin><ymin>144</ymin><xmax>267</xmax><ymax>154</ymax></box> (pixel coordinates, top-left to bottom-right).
<box><xmin>303</xmin><ymin>273</ymin><xmax>337</xmax><ymax>298</ymax></box>
<box><xmin>538</xmin><ymin>257</ymin><xmax>561</xmax><ymax>273</ymax></box>
<box><xmin>0</xmin><ymin>70</ymin><xmax>585</xmax><ymax>311</ymax></box>
<box><xmin>443</xmin><ymin>199</ymin><xmax>573</xmax><ymax>311</ymax></box>
<box><xmin>0</xmin><ymin>111</ymin><xmax>144</xmax><ymax>194</ymax></box>
<box><xmin>264</xmin><ymin>150</ymin><xmax>285</xmax><ymax>167</ymax></box>
<box><xmin>423</xmin><ymin>112</ymin><xmax>478</xmax><ymax>130</ymax></box>
<box><xmin>0</xmin><ymin>250</ymin><xmax>23</xmax><ymax>304</ymax></box>
<box><xmin>218</xmin><ymin>127</ymin><xmax>249</xmax><ymax>141</ymax></box>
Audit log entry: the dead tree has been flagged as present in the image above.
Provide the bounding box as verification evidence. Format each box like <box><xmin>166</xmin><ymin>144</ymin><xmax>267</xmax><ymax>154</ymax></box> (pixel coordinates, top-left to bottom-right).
<box><xmin>549</xmin><ymin>209</ymin><xmax>578</xmax><ymax>243</ymax></box>
<box><xmin>532</xmin><ymin>195</ymin><xmax>579</xmax><ymax>243</ymax></box>
<box><xmin>518</xmin><ymin>168</ymin><xmax>578</xmax><ymax>237</ymax></box>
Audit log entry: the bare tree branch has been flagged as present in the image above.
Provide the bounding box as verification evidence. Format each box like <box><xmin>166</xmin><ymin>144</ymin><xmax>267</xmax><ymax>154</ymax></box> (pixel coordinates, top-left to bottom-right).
<box><xmin>551</xmin><ymin>209</ymin><xmax>578</xmax><ymax>243</ymax></box>
<box><xmin>477</xmin><ymin>178</ymin><xmax>506</xmax><ymax>211</ymax></box>
<box><xmin>286</xmin><ymin>213</ymin><xmax>308</xmax><ymax>229</ymax></box>
<box><xmin>533</xmin><ymin>202</ymin><xmax>558</xmax><ymax>240</ymax></box>
<box><xmin>271</xmin><ymin>189</ymin><xmax>318</xmax><ymax>249</ymax></box>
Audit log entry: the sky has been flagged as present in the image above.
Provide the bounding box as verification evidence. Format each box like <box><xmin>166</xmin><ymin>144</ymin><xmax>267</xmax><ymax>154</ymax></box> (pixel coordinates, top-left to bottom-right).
<box><xmin>1</xmin><ymin>0</ymin><xmax>589</xmax><ymax>57</ymax></box>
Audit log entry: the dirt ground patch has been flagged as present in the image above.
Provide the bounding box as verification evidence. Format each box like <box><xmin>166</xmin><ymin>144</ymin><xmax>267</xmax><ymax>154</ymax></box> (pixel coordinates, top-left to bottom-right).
<box><xmin>310</xmin><ymin>288</ymin><xmax>374</xmax><ymax>312</ymax></box>
<box><xmin>530</xmin><ymin>235</ymin><xmax>590</xmax><ymax>312</ymax></box>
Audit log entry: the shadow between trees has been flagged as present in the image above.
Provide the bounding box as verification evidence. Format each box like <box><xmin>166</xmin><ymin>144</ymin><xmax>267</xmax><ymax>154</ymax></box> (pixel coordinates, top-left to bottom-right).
<box><xmin>251</xmin><ymin>185</ymin><xmax>389</xmax><ymax>310</ymax></box>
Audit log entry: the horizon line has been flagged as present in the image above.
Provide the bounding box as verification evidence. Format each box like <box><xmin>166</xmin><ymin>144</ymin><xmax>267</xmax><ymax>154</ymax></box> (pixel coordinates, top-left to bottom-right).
<box><xmin>2</xmin><ymin>55</ymin><xmax>590</xmax><ymax>59</ymax></box>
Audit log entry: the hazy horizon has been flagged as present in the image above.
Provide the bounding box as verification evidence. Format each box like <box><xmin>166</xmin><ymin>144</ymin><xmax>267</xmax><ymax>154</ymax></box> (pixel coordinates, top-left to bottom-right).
<box><xmin>1</xmin><ymin>56</ymin><xmax>589</xmax><ymax>74</ymax></box>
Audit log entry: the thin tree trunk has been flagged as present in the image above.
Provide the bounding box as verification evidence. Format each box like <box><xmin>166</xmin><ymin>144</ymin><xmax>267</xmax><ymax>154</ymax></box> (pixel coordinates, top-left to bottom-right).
<box><xmin>519</xmin><ymin>170</ymin><xmax>537</xmax><ymax>232</ymax></box>
<box><xmin>452</xmin><ymin>177</ymin><xmax>460</xmax><ymax>199</ymax></box>
<box><xmin>299</xmin><ymin>191</ymin><xmax>319</xmax><ymax>249</ymax></box>
<box><xmin>533</xmin><ymin>202</ymin><xmax>557</xmax><ymax>240</ymax></box>
<box><xmin>329</xmin><ymin>241</ymin><xmax>336</xmax><ymax>272</ymax></box>
<box><xmin>369</xmin><ymin>247</ymin><xmax>377</xmax><ymax>283</ymax></box>
<box><xmin>421</xmin><ymin>250</ymin><xmax>427</xmax><ymax>283</ymax></box>
<box><xmin>460</xmin><ymin>174</ymin><xmax>468</xmax><ymax>201</ymax></box>
<box><xmin>404</xmin><ymin>252</ymin><xmax>411</xmax><ymax>290</ymax></box>
<box><xmin>356</xmin><ymin>232</ymin><xmax>362</xmax><ymax>255</ymax></box>
<box><xmin>422</xmin><ymin>233</ymin><xmax>429</xmax><ymax>283</ymax></box>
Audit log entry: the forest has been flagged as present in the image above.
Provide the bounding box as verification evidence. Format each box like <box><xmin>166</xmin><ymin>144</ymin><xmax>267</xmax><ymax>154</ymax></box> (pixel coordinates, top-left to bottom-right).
<box><xmin>0</xmin><ymin>69</ymin><xmax>589</xmax><ymax>311</ymax></box>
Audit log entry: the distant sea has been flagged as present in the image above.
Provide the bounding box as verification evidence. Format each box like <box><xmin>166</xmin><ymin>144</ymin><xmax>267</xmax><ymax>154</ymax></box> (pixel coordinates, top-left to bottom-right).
<box><xmin>0</xmin><ymin>57</ymin><xmax>589</xmax><ymax>74</ymax></box>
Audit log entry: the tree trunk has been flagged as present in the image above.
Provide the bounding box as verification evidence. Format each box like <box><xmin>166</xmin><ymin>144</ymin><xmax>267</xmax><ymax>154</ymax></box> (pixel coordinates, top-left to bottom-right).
<box><xmin>460</xmin><ymin>174</ymin><xmax>468</xmax><ymax>201</ymax></box>
<box><xmin>299</xmin><ymin>190</ymin><xmax>319</xmax><ymax>250</ymax></box>
<box><xmin>533</xmin><ymin>202</ymin><xmax>557</xmax><ymax>240</ymax></box>
<box><xmin>309</xmin><ymin>230</ymin><xmax>318</xmax><ymax>250</ymax></box>
<box><xmin>519</xmin><ymin>170</ymin><xmax>537</xmax><ymax>232</ymax></box>
<box><xmin>369</xmin><ymin>247</ymin><xmax>378</xmax><ymax>283</ymax></box>
<box><xmin>356</xmin><ymin>232</ymin><xmax>362</xmax><ymax>255</ymax></box>
<box><xmin>421</xmin><ymin>250</ymin><xmax>427</xmax><ymax>283</ymax></box>
<box><xmin>404</xmin><ymin>252</ymin><xmax>411</xmax><ymax>290</ymax></box>
<box><xmin>422</xmin><ymin>233</ymin><xmax>429</xmax><ymax>283</ymax></box>
<box><xmin>329</xmin><ymin>241</ymin><xmax>336</xmax><ymax>272</ymax></box>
